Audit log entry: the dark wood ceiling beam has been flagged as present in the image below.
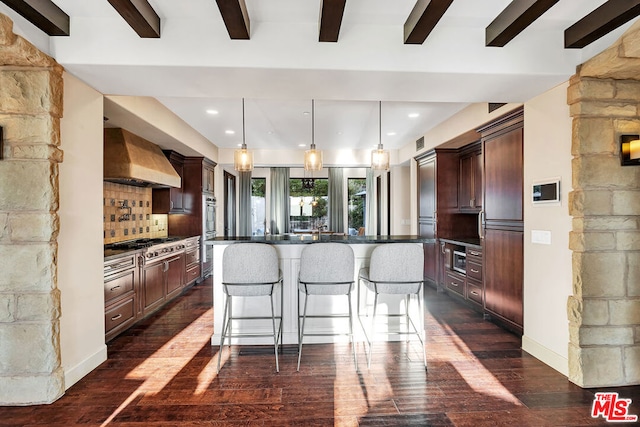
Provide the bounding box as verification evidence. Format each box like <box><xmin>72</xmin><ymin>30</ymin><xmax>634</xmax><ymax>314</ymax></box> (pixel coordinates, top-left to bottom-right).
<box><xmin>319</xmin><ymin>0</ymin><xmax>346</xmax><ymax>42</ymax></box>
<box><xmin>215</xmin><ymin>0</ymin><xmax>250</xmax><ymax>39</ymax></box>
<box><xmin>0</xmin><ymin>0</ymin><xmax>69</xmax><ymax>36</ymax></box>
<box><xmin>565</xmin><ymin>0</ymin><xmax>640</xmax><ymax>49</ymax></box>
<box><xmin>404</xmin><ymin>0</ymin><xmax>454</xmax><ymax>45</ymax></box>
<box><xmin>486</xmin><ymin>0</ymin><xmax>559</xmax><ymax>47</ymax></box>
<box><xmin>107</xmin><ymin>0</ymin><xmax>160</xmax><ymax>38</ymax></box>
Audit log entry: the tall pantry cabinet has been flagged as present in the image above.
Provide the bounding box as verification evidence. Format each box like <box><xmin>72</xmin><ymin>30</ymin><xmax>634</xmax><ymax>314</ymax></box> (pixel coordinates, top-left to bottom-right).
<box><xmin>478</xmin><ymin>108</ymin><xmax>524</xmax><ymax>335</ymax></box>
<box><xmin>417</xmin><ymin>149</ymin><xmax>460</xmax><ymax>287</ymax></box>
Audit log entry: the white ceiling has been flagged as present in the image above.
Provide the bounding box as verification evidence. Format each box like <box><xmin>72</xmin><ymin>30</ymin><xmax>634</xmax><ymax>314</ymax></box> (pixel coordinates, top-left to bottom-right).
<box><xmin>2</xmin><ymin>0</ymin><xmax>636</xmax><ymax>152</ymax></box>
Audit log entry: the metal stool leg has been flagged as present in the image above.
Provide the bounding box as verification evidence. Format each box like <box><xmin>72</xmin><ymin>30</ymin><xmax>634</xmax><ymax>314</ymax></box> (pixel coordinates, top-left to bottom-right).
<box><xmin>347</xmin><ymin>292</ymin><xmax>357</xmax><ymax>370</ymax></box>
<box><xmin>367</xmin><ymin>292</ymin><xmax>378</xmax><ymax>368</ymax></box>
<box><xmin>297</xmin><ymin>292</ymin><xmax>309</xmax><ymax>371</ymax></box>
<box><xmin>217</xmin><ymin>294</ymin><xmax>231</xmax><ymax>373</ymax></box>
<box><xmin>270</xmin><ymin>291</ymin><xmax>279</xmax><ymax>372</ymax></box>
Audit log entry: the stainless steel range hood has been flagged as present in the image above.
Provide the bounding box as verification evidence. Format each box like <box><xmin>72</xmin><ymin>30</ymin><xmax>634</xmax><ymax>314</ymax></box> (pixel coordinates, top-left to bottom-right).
<box><xmin>104</xmin><ymin>128</ymin><xmax>181</xmax><ymax>188</ymax></box>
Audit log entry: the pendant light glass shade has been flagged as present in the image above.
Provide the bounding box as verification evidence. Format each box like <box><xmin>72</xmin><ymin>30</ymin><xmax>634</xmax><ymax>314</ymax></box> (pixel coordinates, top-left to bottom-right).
<box><xmin>371</xmin><ymin>144</ymin><xmax>390</xmax><ymax>170</ymax></box>
<box><xmin>304</xmin><ymin>100</ymin><xmax>323</xmax><ymax>171</ymax></box>
<box><xmin>371</xmin><ymin>101</ymin><xmax>389</xmax><ymax>170</ymax></box>
<box><xmin>234</xmin><ymin>98</ymin><xmax>253</xmax><ymax>172</ymax></box>
<box><xmin>234</xmin><ymin>143</ymin><xmax>253</xmax><ymax>172</ymax></box>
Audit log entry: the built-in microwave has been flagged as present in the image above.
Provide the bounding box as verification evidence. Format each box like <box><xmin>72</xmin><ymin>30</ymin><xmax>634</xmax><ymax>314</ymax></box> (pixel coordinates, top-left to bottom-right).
<box><xmin>452</xmin><ymin>250</ymin><xmax>466</xmax><ymax>274</ymax></box>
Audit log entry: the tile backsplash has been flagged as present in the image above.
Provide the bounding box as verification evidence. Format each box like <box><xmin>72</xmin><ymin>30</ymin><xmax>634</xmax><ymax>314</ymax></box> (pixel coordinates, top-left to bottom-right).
<box><xmin>103</xmin><ymin>182</ymin><xmax>168</xmax><ymax>244</ymax></box>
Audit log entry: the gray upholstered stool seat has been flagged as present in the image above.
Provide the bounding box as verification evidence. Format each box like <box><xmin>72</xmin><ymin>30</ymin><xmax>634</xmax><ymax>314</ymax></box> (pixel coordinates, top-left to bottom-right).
<box><xmin>218</xmin><ymin>243</ymin><xmax>283</xmax><ymax>372</ymax></box>
<box><xmin>297</xmin><ymin>242</ymin><xmax>358</xmax><ymax>371</ymax></box>
<box><xmin>358</xmin><ymin>243</ymin><xmax>426</xmax><ymax>369</ymax></box>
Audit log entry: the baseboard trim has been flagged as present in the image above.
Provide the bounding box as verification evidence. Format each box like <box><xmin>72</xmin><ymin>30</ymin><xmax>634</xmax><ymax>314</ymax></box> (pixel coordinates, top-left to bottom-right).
<box><xmin>522</xmin><ymin>335</ymin><xmax>568</xmax><ymax>377</ymax></box>
<box><xmin>63</xmin><ymin>345</ymin><xmax>108</xmax><ymax>390</ymax></box>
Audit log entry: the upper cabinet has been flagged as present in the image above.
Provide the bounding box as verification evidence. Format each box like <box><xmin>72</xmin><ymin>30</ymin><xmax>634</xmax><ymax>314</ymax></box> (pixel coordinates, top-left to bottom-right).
<box><xmin>202</xmin><ymin>159</ymin><xmax>215</xmax><ymax>195</ymax></box>
<box><xmin>458</xmin><ymin>142</ymin><xmax>482</xmax><ymax>212</ymax></box>
<box><xmin>153</xmin><ymin>151</ymin><xmax>186</xmax><ymax>214</ymax></box>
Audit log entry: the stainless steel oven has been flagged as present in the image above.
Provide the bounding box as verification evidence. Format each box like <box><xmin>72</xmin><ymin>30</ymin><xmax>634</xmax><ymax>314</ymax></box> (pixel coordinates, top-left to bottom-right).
<box><xmin>452</xmin><ymin>250</ymin><xmax>466</xmax><ymax>274</ymax></box>
<box><xmin>202</xmin><ymin>196</ymin><xmax>216</xmax><ymax>277</ymax></box>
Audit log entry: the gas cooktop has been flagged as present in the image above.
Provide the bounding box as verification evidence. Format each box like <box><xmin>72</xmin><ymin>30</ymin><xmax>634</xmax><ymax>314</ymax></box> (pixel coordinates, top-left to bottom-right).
<box><xmin>104</xmin><ymin>237</ymin><xmax>181</xmax><ymax>251</ymax></box>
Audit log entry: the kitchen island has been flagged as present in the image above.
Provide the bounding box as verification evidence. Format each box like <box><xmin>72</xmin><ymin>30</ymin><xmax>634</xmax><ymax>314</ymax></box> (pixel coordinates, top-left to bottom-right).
<box><xmin>205</xmin><ymin>235</ymin><xmax>434</xmax><ymax>346</ymax></box>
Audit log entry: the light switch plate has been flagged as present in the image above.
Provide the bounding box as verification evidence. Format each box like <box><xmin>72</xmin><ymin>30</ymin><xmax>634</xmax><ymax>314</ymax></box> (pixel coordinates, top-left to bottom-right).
<box><xmin>532</xmin><ymin>230</ymin><xmax>552</xmax><ymax>245</ymax></box>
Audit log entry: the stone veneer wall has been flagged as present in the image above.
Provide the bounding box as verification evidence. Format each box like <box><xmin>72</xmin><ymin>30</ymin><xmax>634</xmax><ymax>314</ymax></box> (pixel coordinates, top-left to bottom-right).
<box><xmin>0</xmin><ymin>15</ymin><xmax>65</xmax><ymax>404</ymax></box>
<box><xmin>567</xmin><ymin>20</ymin><xmax>640</xmax><ymax>388</ymax></box>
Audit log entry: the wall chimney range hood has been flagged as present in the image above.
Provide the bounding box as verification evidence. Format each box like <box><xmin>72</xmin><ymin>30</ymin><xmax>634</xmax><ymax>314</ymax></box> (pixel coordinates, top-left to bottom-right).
<box><xmin>104</xmin><ymin>128</ymin><xmax>181</xmax><ymax>188</ymax></box>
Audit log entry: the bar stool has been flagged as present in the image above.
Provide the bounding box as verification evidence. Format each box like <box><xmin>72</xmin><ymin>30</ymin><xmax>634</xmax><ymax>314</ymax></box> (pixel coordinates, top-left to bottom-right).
<box><xmin>358</xmin><ymin>243</ymin><xmax>426</xmax><ymax>369</ymax></box>
<box><xmin>217</xmin><ymin>243</ymin><xmax>283</xmax><ymax>372</ymax></box>
<box><xmin>297</xmin><ymin>243</ymin><xmax>357</xmax><ymax>371</ymax></box>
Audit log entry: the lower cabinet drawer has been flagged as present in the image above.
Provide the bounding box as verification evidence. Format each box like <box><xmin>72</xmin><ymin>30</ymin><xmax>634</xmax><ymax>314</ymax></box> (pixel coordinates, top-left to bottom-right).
<box><xmin>186</xmin><ymin>265</ymin><xmax>201</xmax><ymax>284</ymax></box>
<box><xmin>467</xmin><ymin>280</ymin><xmax>483</xmax><ymax>305</ymax></box>
<box><xmin>104</xmin><ymin>269</ymin><xmax>135</xmax><ymax>303</ymax></box>
<box><xmin>446</xmin><ymin>272</ymin><xmax>465</xmax><ymax>296</ymax></box>
<box><xmin>467</xmin><ymin>261</ymin><xmax>483</xmax><ymax>282</ymax></box>
<box><xmin>105</xmin><ymin>298</ymin><xmax>135</xmax><ymax>333</ymax></box>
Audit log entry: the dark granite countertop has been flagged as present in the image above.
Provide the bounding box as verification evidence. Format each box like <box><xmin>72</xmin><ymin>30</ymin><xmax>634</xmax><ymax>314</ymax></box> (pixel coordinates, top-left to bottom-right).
<box><xmin>439</xmin><ymin>237</ymin><xmax>482</xmax><ymax>248</ymax></box>
<box><xmin>204</xmin><ymin>235</ymin><xmax>435</xmax><ymax>245</ymax></box>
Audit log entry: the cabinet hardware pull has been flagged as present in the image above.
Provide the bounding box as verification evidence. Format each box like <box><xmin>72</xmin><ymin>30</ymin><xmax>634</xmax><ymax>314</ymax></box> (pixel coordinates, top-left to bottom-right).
<box><xmin>470</xmin><ymin>268</ymin><xmax>479</xmax><ymax>273</ymax></box>
<box><xmin>469</xmin><ymin>251</ymin><xmax>480</xmax><ymax>256</ymax></box>
<box><xmin>470</xmin><ymin>291</ymin><xmax>479</xmax><ymax>296</ymax></box>
<box><xmin>107</xmin><ymin>262</ymin><xmax>130</xmax><ymax>270</ymax></box>
<box><xmin>450</xmin><ymin>282</ymin><xmax>458</xmax><ymax>287</ymax></box>
<box><xmin>110</xmin><ymin>285</ymin><xmax>121</xmax><ymax>292</ymax></box>
<box><xmin>111</xmin><ymin>314</ymin><xmax>122</xmax><ymax>321</ymax></box>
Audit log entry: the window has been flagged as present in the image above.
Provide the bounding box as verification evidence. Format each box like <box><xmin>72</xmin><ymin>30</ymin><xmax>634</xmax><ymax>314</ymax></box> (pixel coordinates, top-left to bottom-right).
<box><xmin>289</xmin><ymin>178</ymin><xmax>328</xmax><ymax>231</ymax></box>
<box><xmin>251</xmin><ymin>178</ymin><xmax>266</xmax><ymax>236</ymax></box>
<box><xmin>348</xmin><ymin>178</ymin><xmax>366</xmax><ymax>235</ymax></box>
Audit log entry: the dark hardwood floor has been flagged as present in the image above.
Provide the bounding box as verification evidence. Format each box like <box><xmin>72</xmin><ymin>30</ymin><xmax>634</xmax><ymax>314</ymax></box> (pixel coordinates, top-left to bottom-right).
<box><xmin>1</xmin><ymin>277</ymin><xmax>639</xmax><ymax>426</ymax></box>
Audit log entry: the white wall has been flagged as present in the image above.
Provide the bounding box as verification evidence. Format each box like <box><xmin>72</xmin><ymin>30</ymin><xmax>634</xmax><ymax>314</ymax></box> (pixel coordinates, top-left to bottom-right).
<box><xmin>391</xmin><ymin>165</ymin><xmax>412</xmax><ymax>235</ymax></box>
<box><xmin>522</xmin><ymin>82</ymin><xmax>573</xmax><ymax>375</ymax></box>
<box><xmin>58</xmin><ymin>73</ymin><xmax>108</xmax><ymax>388</ymax></box>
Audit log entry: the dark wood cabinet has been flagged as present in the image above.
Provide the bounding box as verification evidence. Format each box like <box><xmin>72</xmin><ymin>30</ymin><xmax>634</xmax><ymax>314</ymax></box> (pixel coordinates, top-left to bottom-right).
<box><xmin>104</xmin><ymin>252</ymin><xmax>140</xmax><ymax>342</ymax></box>
<box><xmin>416</xmin><ymin>149</ymin><xmax>462</xmax><ymax>288</ymax></box>
<box><xmin>142</xmin><ymin>251</ymin><xmax>186</xmax><ymax>315</ymax></box>
<box><xmin>165</xmin><ymin>253</ymin><xmax>185</xmax><ymax>300</ymax></box>
<box><xmin>153</xmin><ymin>151</ymin><xmax>186</xmax><ymax>214</ymax></box>
<box><xmin>202</xmin><ymin>160</ymin><xmax>215</xmax><ymax>194</ymax></box>
<box><xmin>478</xmin><ymin>108</ymin><xmax>524</xmax><ymax>335</ymax></box>
<box><xmin>142</xmin><ymin>258</ymin><xmax>166</xmax><ymax>314</ymax></box>
<box><xmin>184</xmin><ymin>236</ymin><xmax>201</xmax><ymax>287</ymax></box>
<box><xmin>458</xmin><ymin>142</ymin><xmax>482</xmax><ymax>212</ymax></box>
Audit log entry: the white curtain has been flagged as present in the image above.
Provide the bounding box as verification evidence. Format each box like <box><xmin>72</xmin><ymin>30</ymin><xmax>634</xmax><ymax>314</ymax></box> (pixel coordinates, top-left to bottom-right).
<box><xmin>238</xmin><ymin>171</ymin><xmax>252</xmax><ymax>236</ymax></box>
<box><xmin>269</xmin><ymin>167</ymin><xmax>290</xmax><ymax>235</ymax></box>
<box><xmin>328</xmin><ymin>168</ymin><xmax>344</xmax><ymax>233</ymax></box>
<box><xmin>365</xmin><ymin>167</ymin><xmax>375</xmax><ymax>236</ymax></box>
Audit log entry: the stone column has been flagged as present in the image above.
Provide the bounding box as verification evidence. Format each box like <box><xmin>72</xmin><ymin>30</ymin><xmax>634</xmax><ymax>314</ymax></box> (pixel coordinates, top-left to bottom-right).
<box><xmin>0</xmin><ymin>14</ymin><xmax>65</xmax><ymax>404</ymax></box>
<box><xmin>567</xmin><ymin>72</ymin><xmax>640</xmax><ymax>386</ymax></box>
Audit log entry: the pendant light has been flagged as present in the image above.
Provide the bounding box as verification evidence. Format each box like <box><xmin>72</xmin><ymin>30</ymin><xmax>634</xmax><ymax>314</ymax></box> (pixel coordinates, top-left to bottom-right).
<box><xmin>304</xmin><ymin>99</ymin><xmax>323</xmax><ymax>171</ymax></box>
<box><xmin>234</xmin><ymin>98</ymin><xmax>253</xmax><ymax>172</ymax></box>
<box><xmin>371</xmin><ymin>101</ymin><xmax>390</xmax><ymax>171</ymax></box>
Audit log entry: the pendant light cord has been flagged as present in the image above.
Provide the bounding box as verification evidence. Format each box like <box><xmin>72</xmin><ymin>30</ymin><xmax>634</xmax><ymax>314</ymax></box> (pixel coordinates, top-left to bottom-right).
<box><xmin>242</xmin><ymin>98</ymin><xmax>246</xmax><ymax>149</ymax></box>
<box><xmin>378</xmin><ymin>100</ymin><xmax>383</xmax><ymax>150</ymax></box>
<box><xmin>311</xmin><ymin>99</ymin><xmax>315</xmax><ymax>150</ymax></box>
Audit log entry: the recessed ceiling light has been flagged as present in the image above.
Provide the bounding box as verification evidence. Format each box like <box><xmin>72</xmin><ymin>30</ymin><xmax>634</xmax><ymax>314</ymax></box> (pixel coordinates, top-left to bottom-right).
<box><xmin>298</xmin><ymin>144</ymin><xmax>306</xmax><ymax>147</ymax></box>
<box><xmin>408</xmin><ymin>113</ymin><xmax>420</xmax><ymax>118</ymax></box>
<box><xmin>237</xmin><ymin>143</ymin><xmax>242</xmax><ymax>147</ymax></box>
<box><xmin>303</xmin><ymin>111</ymin><xmax>310</xmax><ymax>116</ymax></box>
<box><xmin>387</xmin><ymin>131</ymin><xmax>396</xmax><ymax>136</ymax></box>
<box><xmin>337</xmin><ymin>131</ymin><xmax>343</xmax><ymax>135</ymax></box>
<box><xmin>206</xmin><ymin>109</ymin><xmax>218</xmax><ymax>115</ymax></box>
<box><xmin>225</xmin><ymin>130</ymin><xmax>235</xmax><ymax>135</ymax></box>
